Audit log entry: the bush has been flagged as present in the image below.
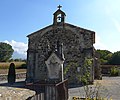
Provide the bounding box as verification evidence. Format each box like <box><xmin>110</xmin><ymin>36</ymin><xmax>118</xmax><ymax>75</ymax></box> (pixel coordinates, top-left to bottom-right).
<box><xmin>110</xmin><ymin>66</ymin><xmax>119</xmax><ymax>76</ymax></box>
<box><xmin>8</xmin><ymin>63</ymin><xmax>16</xmax><ymax>84</ymax></box>
<box><xmin>16</xmin><ymin>63</ymin><xmax>27</xmax><ymax>69</ymax></box>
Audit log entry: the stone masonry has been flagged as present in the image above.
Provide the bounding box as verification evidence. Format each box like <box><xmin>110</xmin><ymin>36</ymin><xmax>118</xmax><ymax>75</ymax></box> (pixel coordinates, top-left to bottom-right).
<box><xmin>26</xmin><ymin>6</ymin><xmax>95</xmax><ymax>84</ymax></box>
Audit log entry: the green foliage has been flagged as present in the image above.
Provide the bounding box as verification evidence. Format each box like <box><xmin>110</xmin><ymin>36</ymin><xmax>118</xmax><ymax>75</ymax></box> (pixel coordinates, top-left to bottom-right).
<box><xmin>64</xmin><ymin>61</ymin><xmax>78</xmax><ymax>75</ymax></box>
<box><xmin>96</xmin><ymin>50</ymin><xmax>120</xmax><ymax>65</ymax></box>
<box><xmin>64</xmin><ymin>59</ymin><xmax>93</xmax><ymax>85</ymax></box>
<box><xmin>64</xmin><ymin>61</ymin><xmax>79</xmax><ymax>84</ymax></box>
<box><xmin>96</xmin><ymin>50</ymin><xmax>112</xmax><ymax>60</ymax></box>
<box><xmin>96</xmin><ymin>50</ymin><xmax>112</xmax><ymax>64</ymax></box>
<box><xmin>81</xmin><ymin>58</ymin><xmax>93</xmax><ymax>85</ymax></box>
<box><xmin>0</xmin><ymin>42</ymin><xmax>14</xmax><ymax>62</ymax></box>
<box><xmin>81</xmin><ymin>75</ymin><xmax>88</xmax><ymax>85</ymax></box>
<box><xmin>108</xmin><ymin>51</ymin><xmax>120</xmax><ymax>65</ymax></box>
<box><xmin>110</xmin><ymin>66</ymin><xmax>119</xmax><ymax>76</ymax></box>
<box><xmin>99</xmin><ymin>59</ymin><xmax>108</xmax><ymax>65</ymax></box>
<box><xmin>8</xmin><ymin>63</ymin><xmax>16</xmax><ymax>84</ymax></box>
<box><xmin>105</xmin><ymin>53</ymin><xmax>113</xmax><ymax>61</ymax></box>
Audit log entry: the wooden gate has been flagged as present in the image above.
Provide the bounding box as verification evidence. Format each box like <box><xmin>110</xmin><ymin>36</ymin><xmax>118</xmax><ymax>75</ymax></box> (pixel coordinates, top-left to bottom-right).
<box><xmin>45</xmin><ymin>79</ymin><xmax>68</xmax><ymax>100</ymax></box>
<box><xmin>27</xmin><ymin>93</ymin><xmax>44</xmax><ymax>100</ymax></box>
<box><xmin>56</xmin><ymin>79</ymin><xmax>68</xmax><ymax>100</ymax></box>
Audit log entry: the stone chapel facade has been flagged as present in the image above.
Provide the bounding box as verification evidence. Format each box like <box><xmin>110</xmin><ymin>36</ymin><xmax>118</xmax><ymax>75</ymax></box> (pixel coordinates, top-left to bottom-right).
<box><xmin>26</xmin><ymin>6</ymin><xmax>96</xmax><ymax>84</ymax></box>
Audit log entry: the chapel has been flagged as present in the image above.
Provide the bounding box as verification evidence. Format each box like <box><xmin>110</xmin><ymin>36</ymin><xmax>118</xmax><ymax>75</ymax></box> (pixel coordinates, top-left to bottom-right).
<box><xmin>26</xmin><ymin>6</ymin><xmax>96</xmax><ymax>84</ymax></box>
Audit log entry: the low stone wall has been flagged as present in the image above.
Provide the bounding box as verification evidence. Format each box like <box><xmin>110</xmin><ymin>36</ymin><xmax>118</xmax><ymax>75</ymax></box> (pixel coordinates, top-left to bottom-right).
<box><xmin>0</xmin><ymin>73</ymin><xmax>26</xmax><ymax>81</ymax></box>
<box><xmin>0</xmin><ymin>86</ymin><xmax>35</xmax><ymax>100</ymax></box>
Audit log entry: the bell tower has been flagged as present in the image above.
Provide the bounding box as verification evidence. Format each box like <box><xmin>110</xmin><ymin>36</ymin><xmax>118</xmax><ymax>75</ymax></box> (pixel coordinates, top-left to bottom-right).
<box><xmin>53</xmin><ymin>5</ymin><xmax>66</xmax><ymax>25</ymax></box>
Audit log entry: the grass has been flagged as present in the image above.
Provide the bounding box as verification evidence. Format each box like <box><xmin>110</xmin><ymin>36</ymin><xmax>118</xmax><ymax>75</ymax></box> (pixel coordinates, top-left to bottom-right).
<box><xmin>0</xmin><ymin>62</ymin><xmax>26</xmax><ymax>69</ymax></box>
<box><xmin>0</xmin><ymin>62</ymin><xmax>27</xmax><ymax>75</ymax></box>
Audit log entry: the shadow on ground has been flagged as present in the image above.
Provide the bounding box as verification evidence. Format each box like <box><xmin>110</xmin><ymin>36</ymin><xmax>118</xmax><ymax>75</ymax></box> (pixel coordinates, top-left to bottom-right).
<box><xmin>0</xmin><ymin>80</ymin><xmax>26</xmax><ymax>88</ymax></box>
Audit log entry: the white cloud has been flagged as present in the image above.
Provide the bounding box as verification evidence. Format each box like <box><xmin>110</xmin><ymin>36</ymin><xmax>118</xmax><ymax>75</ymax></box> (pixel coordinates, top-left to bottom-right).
<box><xmin>94</xmin><ymin>34</ymin><xmax>107</xmax><ymax>50</ymax></box>
<box><xmin>4</xmin><ymin>40</ymin><xmax>28</xmax><ymax>56</ymax></box>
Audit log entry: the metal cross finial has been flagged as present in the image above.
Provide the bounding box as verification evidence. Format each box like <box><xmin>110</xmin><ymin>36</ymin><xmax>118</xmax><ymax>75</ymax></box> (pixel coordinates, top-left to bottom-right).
<box><xmin>57</xmin><ymin>5</ymin><xmax>62</xmax><ymax>9</ymax></box>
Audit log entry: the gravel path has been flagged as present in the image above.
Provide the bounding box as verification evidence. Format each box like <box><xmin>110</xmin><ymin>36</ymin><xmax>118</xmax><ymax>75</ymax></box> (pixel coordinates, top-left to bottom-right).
<box><xmin>0</xmin><ymin>77</ymin><xmax>120</xmax><ymax>100</ymax></box>
<box><xmin>69</xmin><ymin>77</ymin><xmax>120</xmax><ymax>100</ymax></box>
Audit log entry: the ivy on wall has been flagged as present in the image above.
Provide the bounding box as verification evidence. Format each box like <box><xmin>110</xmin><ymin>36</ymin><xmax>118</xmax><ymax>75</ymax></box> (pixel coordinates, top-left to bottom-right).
<box><xmin>64</xmin><ymin>58</ymin><xmax>93</xmax><ymax>85</ymax></box>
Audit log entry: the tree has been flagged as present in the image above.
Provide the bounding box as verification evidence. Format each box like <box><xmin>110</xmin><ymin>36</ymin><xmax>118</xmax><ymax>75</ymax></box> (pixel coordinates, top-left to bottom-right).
<box><xmin>108</xmin><ymin>51</ymin><xmax>120</xmax><ymax>65</ymax></box>
<box><xmin>96</xmin><ymin>49</ymin><xmax>112</xmax><ymax>64</ymax></box>
<box><xmin>96</xmin><ymin>50</ymin><xmax>112</xmax><ymax>60</ymax></box>
<box><xmin>0</xmin><ymin>42</ymin><xmax>14</xmax><ymax>62</ymax></box>
<box><xmin>8</xmin><ymin>63</ymin><xmax>16</xmax><ymax>84</ymax></box>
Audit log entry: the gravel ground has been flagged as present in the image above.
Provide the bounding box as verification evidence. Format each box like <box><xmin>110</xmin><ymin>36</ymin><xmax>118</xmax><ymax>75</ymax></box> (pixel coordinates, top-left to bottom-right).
<box><xmin>69</xmin><ymin>76</ymin><xmax>120</xmax><ymax>100</ymax></box>
<box><xmin>0</xmin><ymin>77</ymin><xmax>120</xmax><ymax>100</ymax></box>
<box><xmin>0</xmin><ymin>79</ymin><xmax>35</xmax><ymax>100</ymax></box>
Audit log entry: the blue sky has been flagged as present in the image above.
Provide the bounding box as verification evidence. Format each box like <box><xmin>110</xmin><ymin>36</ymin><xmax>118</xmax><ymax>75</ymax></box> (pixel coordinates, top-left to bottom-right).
<box><xmin>0</xmin><ymin>0</ymin><xmax>120</xmax><ymax>58</ymax></box>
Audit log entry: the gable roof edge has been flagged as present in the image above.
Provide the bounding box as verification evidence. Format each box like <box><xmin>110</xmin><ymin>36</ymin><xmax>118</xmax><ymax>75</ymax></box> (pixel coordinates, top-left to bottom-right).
<box><xmin>27</xmin><ymin>23</ymin><xmax>95</xmax><ymax>38</ymax></box>
<box><xmin>27</xmin><ymin>24</ymin><xmax>53</xmax><ymax>37</ymax></box>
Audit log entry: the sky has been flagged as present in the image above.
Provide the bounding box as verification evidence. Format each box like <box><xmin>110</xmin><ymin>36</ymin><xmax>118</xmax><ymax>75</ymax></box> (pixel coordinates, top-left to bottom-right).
<box><xmin>0</xmin><ymin>0</ymin><xmax>120</xmax><ymax>59</ymax></box>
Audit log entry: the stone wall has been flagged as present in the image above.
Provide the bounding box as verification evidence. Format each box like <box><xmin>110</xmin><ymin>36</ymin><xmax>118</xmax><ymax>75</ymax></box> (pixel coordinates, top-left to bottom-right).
<box><xmin>0</xmin><ymin>86</ymin><xmax>35</xmax><ymax>100</ymax></box>
<box><xmin>27</xmin><ymin>23</ymin><xmax>95</xmax><ymax>84</ymax></box>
